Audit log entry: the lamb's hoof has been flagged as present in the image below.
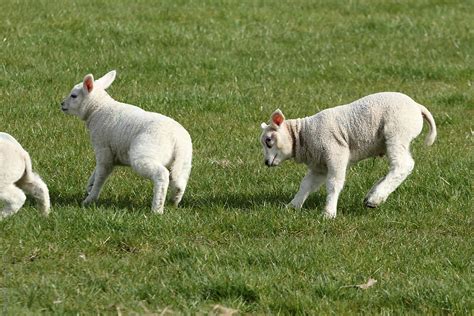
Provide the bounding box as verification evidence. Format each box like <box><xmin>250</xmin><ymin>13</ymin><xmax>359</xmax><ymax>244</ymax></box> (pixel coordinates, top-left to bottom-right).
<box><xmin>172</xmin><ymin>197</ymin><xmax>182</xmax><ymax>208</ymax></box>
<box><xmin>364</xmin><ymin>195</ymin><xmax>387</xmax><ymax>208</ymax></box>
<box><xmin>323</xmin><ymin>211</ymin><xmax>336</xmax><ymax>219</ymax></box>
<box><xmin>363</xmin><ymin>197</ymin><xmax>378</xmax><ymax>208</ymax></box>
<box><xmin>287</xmin><ymin>199</ymin><xmax>302</xmax><ymax>210</ymax></box>
<box><xmin>82</xmin><ymin>198</ymin><xmax>95</xmax><ymax>207</ymax></box>
<box><xmin>152</xmin><ymin>208</ymin><xmax>164</xmax><ymax>215</ymax></box>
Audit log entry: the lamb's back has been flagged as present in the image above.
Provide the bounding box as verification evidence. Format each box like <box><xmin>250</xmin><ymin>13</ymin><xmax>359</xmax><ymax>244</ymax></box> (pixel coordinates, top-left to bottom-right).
<box><xmin>301</xmin><ymin>92</ymin><xmax>420</xmax><ymax>162</ymax></box>
<box><xmin>88</xmin><ymin>102</ymin><xmax>190</xmax><ymax>165</ymax></box>
<box><xmin>91</xmin><ymin>102</ymin><xmax>182</xmax><ymax>141</ymax></box>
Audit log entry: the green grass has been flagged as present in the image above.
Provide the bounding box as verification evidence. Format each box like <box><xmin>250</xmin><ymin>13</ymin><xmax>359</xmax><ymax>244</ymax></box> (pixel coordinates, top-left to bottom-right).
<box><xmin>1</xmin><ymin>0</ymin><xmax>473</xmax><ymax>313</ymax></box>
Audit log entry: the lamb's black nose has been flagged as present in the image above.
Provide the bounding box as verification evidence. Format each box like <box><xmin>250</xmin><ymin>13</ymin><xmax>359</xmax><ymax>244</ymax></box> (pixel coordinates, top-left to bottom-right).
<box><xmin>265</xmin><ymin>159</ymin><xmax>270</xmax><ymax>166</ymax></box>
<box><xmin>61</xmin><ymin>101</ymin><xmax>64</xmax><ymax>106</ymax></box>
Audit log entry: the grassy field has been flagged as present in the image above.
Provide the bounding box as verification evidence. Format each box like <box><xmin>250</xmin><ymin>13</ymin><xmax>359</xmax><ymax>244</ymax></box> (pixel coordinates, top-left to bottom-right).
<box><xmin>1</xmin><ymin>0</ymin><xmax>473</xmax><ymax>314</ymax></box>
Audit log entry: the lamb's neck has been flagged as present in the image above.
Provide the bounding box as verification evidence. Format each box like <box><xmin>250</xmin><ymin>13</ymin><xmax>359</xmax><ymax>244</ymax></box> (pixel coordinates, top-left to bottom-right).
<box><xmin>83</xmin><ymin>92</ymin><xmax>115</xmax><ymax>127</ymax></box>
<box><xmin>285</xmin><ymin>118</ymin><xmax>305</xmax><ymax>163</ymax></box>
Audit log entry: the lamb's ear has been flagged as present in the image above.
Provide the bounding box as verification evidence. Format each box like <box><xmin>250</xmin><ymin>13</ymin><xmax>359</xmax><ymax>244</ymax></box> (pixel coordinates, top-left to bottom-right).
<box><xmin>270</xmin><ymin>109</ymin><xmax>285</xmax><ymax>127</ymax></box>
<box><xmin>95</xmin><ymin>70</ymin><xmax>116</xmax><ymax>90</ymax></box>
<box><xmin>83</xmin><ymin>74</ymin><xmax>94</xmax><ymax>93</ymax></box>
<box><xmin>260</xmin><ymin>122</ymin><xmax>268</xmax><ymax>130</ymax></box>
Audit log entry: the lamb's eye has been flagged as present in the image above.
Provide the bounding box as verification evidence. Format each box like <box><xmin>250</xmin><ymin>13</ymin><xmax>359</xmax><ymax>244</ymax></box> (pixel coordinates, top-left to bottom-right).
<box><xmin>71</xmin><ymin>94</ymin><xmax>77</xmax><ymax>99</ymax></box>
<box><xmin>265</xmin><ymin>137</ymin><xmax>272</xmax><ymax>148</ymax></box>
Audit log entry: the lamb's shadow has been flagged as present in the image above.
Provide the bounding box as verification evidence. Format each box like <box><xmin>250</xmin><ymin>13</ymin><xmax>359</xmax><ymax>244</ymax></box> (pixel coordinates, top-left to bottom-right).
<box><xmin>50</xmin><ymin>190</ymin><xmax>149</xmax><ymax>212</ymax></box>
<box><xmin>180</xmin><ymin>191</ymin><xmax>293</xmax><ymax>210</ymax></box>
<box><xmin>50</xmin><ymin>189</ymin><xmax>369</xmax><ymax>216</ymax></box>
<box><xmin>183</xmin><ymin>191</ymin><xmax>368</xmax><ymax>217</ymax></box>
<box><xmin>51</xmin><ymin>190</ymin><xmax>293</xmax><ymax>212</ymax></box>
<box><xmin>50</xmin><ymin>192</ymin><xmax>84</xmax><ymax>207</ymax></box>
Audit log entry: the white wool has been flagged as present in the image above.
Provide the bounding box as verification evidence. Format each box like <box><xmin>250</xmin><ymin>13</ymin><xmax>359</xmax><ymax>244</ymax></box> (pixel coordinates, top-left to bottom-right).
<box><xmin>0</xmin><ymin>132</ymin><xmax>50</xmax><ymax>219</ymax></box>
<box><xmin>288</xmin><ymin>92</ymin><xmax>436</xmax><ymax>166</ymax></box>
<box><xmin>260</xmin><ymin>92</ymin><xmax>437</xmax><ymax>218</ymax></box>
<box><xmin>61</xmin><ymin>71</ymin><xmax>192</xmax><ymax>213</ymax></box>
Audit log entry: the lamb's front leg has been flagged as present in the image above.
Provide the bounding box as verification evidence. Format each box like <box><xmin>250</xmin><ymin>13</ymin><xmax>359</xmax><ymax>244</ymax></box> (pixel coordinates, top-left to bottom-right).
<box><xmin>83</xmin><ymin>164</ymin><xmax>114</xmax><ymax>206</ymax></box>
<box><xmin>289</xmin><ymin>170</ymin><xmax>326</xmax><ymax>209</ymax></box>
<box><xmin>324</xmin><ymin>155</ymin><xmax>348</xmax><ymax>219</ymax></box>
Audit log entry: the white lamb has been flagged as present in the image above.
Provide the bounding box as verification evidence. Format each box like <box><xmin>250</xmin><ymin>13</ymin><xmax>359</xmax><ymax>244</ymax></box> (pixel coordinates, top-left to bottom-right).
<box><xmin>0</xmin><ymin>132</ymin><xmax>50</xmax><ymax>219</ymax></box>
<box><xmin>260</xmin><ymin>92</ymin><xmax>437</xmax><ymax>218</ymax></box>
<box><xmin>61</xmin><ymin>70</ymin><xmax>192</xmax><ymax>214</ymax></box>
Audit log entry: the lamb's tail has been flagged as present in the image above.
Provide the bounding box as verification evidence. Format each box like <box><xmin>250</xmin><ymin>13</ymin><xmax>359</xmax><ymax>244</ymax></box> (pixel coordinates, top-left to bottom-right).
<box><xmin>16</xmin><ymin>153</ymin><xmax>51</xmax><ymax>216</ymax></box>
<box><xmin>419</xmin><ymin>104</ymin><xmax>437</xmax><ymax>146</ymax></box>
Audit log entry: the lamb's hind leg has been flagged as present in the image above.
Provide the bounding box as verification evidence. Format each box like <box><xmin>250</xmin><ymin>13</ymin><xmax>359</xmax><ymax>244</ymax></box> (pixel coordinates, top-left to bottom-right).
<box><xmin>132</xmin><ymin>159</ymin><xmax>170</xmax><ymax>214</ymax></box>
<box><xmin>169</xmin><ymin>160</ymin><xmax>191</xmax><ymax>207</ymax></box>
<box><xmin>364</xmin><ymin>143</ymin><xmax>415</xmax><ymax>208</ymax></box>
<box><xmin>0</xmin><ymin>185</ymin><xmax>26</xmax><ymax>219</ymax></box>
<box><xmin>17</xmin><ymin>173</ymin><xmax>50</xmax><ymax>216</ymax></box>
<box><xmin>85</xmin><ymin>169</ymin><xmax>96</xmax><ymax>195</ymax></box>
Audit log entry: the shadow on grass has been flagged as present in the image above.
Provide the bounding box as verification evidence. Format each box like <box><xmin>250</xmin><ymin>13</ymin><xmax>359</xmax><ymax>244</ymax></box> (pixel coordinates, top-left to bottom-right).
<box><xmin>49</xmin><ymin>189</ymin><xmax>369</xmax><ymax>217</ymax></box>
<box><xmin>180</xmin><ymin>191</ymin><xmax>293</xmax><ymax>210</ymax></box>
<box><xmin>201</xmin><ymin>280</ymin><xmax>260</xmax><ymax>304</ymax></box>
<box><xmin>183</xmin><ymin>190</ymin><xmax>369</xmax><ymax>216</ymax></box>
<box><xmin>49</xmin><ymin>191</ymin><xmax>84</xmax><ymax>207</ymax></box>
<box><xmin>49</xmin><ymin>190</ymin><xmax>149</xmax><ymax>213</ymax></box>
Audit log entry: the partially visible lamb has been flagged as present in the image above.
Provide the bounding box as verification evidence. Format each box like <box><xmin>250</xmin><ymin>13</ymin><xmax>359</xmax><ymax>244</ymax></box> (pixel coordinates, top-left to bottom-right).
<box><xmin>0</xmin><ymin>132</ymin><xmax>50</xmax><ymax>219</ymax></box>
<box><xmin>60</xmin><ymin>70</ymin><xmax>192</xmax><ymax>214</ymax></box>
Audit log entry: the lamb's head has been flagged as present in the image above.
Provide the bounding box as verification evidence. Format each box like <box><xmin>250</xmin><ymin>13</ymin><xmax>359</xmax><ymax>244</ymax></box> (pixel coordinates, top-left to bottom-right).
<box><xmin>260</xmin><ymin>109</ymin><xmax>293</xmax><ymax>167</ymax></box>
<box><xmin>60</xmin><ymin>70</ymin><xmax>116</xmax><ymax>119</ymax></box>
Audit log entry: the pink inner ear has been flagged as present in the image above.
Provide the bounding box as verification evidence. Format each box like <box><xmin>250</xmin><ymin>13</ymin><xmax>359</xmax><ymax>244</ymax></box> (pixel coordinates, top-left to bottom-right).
<box><xmin>273</xmin><ymin>113</ymin><xmax>284</xmax><ymax>126</ymax></box>
<box><xmin>85</xmin><ymin>77</ymin><xmax>93</xmax><ymax>92</ymax></box>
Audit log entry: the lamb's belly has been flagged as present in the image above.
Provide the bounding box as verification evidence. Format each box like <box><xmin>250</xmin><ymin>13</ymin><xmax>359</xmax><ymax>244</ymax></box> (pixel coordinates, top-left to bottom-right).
<box><xmin>349</xmin><ymin>142</ymin><xmax>385</xmax><ymax>163</ymax></box>
<box><xmin>114</xmin><ymin>151</ymin><xmax>131</xmax><ymax>166</ymax></box>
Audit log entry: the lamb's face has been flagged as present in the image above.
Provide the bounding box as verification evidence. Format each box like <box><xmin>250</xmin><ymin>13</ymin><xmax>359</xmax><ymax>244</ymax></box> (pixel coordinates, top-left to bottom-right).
<box><xmin>60</xmin><ymin>71</ymin><xmax>116</xmax><ymax>119</ymax></box>
<box><xmin>60</xmin><ymin>83</ymin><xmax>86</xmax><ymax>117</ymax></box>
<box><xmin>260</xmin><ymin>109</ymin><xmax>293</xmax><ymax>167</ymax></box>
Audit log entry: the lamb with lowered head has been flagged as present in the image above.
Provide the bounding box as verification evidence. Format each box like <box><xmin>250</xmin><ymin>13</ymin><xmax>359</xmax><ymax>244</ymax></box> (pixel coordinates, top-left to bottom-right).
<box><xmin>61</xmin><ymin>70</ymin><xmax>192</xmax><ymax>214</ymax></box>
<box><xmin>260</xmin><ymin>92</ymin><xmax>437</xmax><ymax>218</ymax></box>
